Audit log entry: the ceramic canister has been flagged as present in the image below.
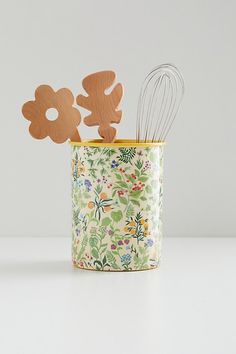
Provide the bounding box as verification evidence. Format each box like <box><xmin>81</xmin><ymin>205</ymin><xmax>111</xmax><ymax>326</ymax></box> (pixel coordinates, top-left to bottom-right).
<box><xmin>71</xmin><ymin>140</ymin><xmax>164</xmax><ymax>271</ymax></box>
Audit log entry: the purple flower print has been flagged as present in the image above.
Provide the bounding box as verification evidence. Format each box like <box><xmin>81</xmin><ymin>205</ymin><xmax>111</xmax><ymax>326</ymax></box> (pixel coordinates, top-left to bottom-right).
<box><xmin>84</xmin><ymin>179</ymin><xmax>92</xmax><ymax>191</ymax></box>
<box><xmin>111</xmin><ymin>244</ymin><xmax>116</xmax><ymax>250</ymax></box>
<box><xmin>108</xmin><ymin>230</ymin><xmax>114</xmax><ymax>236</ymax></box>
<box><xmin>118</xmin><ymin>240</ymin><xmax>123</xmax><ymax>246</ymax></box>
<box><xmin>102</xmin><ymin>176</ymin><xmax>107</xmax><ymax>184</ymax></box>
<box><xmin>146</xmin><ymin>238</ymin><xmax>154</xmax><ymax>247</ymax></box>
<box><xmin>124</xmin><ymin>239</ymin><xmax>130</xmax><ymax>245</ymax></box>
<box><xmin>111</xmin><ymin>160</ymin><xmax>119</xmax><ymax>168</ymax></box>
<box><xmin>143</xmin><ymin>161</ymin><xmax>151</xmax><ymax>171</ymax></box>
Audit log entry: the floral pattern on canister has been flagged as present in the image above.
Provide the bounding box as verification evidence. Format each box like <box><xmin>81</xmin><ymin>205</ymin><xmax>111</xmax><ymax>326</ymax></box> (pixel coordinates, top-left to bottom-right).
<box><xmin>71</xmin><ymin>142</ymin><xmax>164</xmax><ymax>271</ymax></box>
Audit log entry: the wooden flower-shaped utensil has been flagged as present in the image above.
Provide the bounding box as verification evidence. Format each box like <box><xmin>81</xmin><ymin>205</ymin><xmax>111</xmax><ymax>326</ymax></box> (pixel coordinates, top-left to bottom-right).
<box><xmin>77</xmin><ymin>71</ymin><xmax>123</xmax><ymax>143</ymax></box>
<box><xmin>22</xmin><ymin>85</ymin><xmax>81</xmax><ymax>143</ymax></box>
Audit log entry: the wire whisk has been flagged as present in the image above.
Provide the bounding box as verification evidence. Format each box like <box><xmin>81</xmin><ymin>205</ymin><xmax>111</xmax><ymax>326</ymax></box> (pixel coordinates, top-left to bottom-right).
<box><xmin>136</xmin><ymin>63</ymin><xmax>185</xmax><ymax>142</ymax></box>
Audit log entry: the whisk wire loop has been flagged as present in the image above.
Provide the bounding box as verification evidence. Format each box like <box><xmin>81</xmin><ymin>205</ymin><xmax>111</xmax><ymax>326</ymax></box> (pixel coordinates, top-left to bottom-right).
<box><xmin>136</xmin><ymin>63</ymin><xmax>184</xmax><ymax>143</ymax></box>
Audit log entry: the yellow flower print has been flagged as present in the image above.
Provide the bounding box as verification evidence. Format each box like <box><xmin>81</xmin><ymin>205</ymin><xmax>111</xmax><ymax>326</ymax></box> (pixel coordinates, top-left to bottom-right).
<box><xmin>72</xmin><ymin>156</ymin><xmax>85</xmax><ymax>180</ymax></box>
<box><xmin>125</xmin><ymin>213</ymin><xmax>150</xmax><ymax>243</ymax></box>
<box><xmin>100</xmin><ymin>192</ymin><xmax>108</xmax><ymax>200</ymax></box>
<box><xmin>88</xmin><ymin>192</ymin><xmax>113</xmax><ymax>220</ymax></box>
<box><xmin>88</xmin><ymin>201</ymin><xmax>94</xmax><ymax>209</ymax></box>
<box><xmin>77</xmin><ymin>161</ymin><xmax>85</xmax><ymax>176</ymax></box>
<box><xmin>129</xmin><ymin>220</ymin><xmax>136</xmax><ymax>227</ymax></box>
<box><xmin>103</xmin><ymin>205</ymin><xmax>112</xmax><ymax>212</ymax></box>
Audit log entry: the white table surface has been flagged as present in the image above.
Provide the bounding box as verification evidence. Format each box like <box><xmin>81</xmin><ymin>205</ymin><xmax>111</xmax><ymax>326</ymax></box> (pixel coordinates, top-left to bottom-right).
<box><xmin>0</xmin><ymin>237</ymin><xmax>235</xmax><ymax>354</ymax></box>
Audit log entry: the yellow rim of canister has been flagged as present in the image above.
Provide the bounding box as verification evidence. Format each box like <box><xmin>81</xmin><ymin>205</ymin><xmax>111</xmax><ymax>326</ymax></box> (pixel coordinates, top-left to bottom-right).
<box><xmin>70</xmin><ymin>139</ymin><xmax>165</xmax><ymax>148</ymax></box>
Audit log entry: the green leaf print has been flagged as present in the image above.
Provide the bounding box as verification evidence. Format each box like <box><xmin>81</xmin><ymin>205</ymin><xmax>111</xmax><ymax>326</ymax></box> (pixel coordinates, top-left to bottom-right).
<box><xmin>102</xmin><ymin>255</ymin><xmax>108</xmax><ymax>266</ymax></box>
<box><xmin>73</xmin><ymin>208</ymin><xmax>80</xmax><ymax>226</ymax></box>
<box><xmin>88</xmin><ymin>159</ymin><xmax>94</xmax><ymax>167</ymax></box>
<box><xmin>101</xmin><ymin>167</ymin><xmax>107</xmax><ymax>176</ymax></box>
<box><xmin>100</xmin><ymin>243</ymin><xmax>108</xmax><ymax>253</ymax></box>
<box><xmin>103</xmin><ymin>148</ymin><xmax>116</xmax><ymax>157</ymax></box>
<box><xmin>119</xmin><ymin>196</ymin><xmax>128</xmax><ymax>205</ymax></box>
<box><xmin>95</xmin><ymin>185</ymin><xmax>103</xmax><ymax>195</ymax></box>
<box><xmin>140</xmin><ymin>196</ymin><xmax>147</xmax><ymax>201</ymax></box>
<box><xmin>139</xmin><ymin>176</ymin><xmax>149</xmax><ymax>182</ymax></box>
<box><xmin>106</xmin><ymin>251</ymin><xmax>119</xmax><ymax>270</ymax></box>
<box><xmin>111</xmin><ymin>210</ymin><xmax>123</xmax><ymax>222</ymax></box>
<box><xmin>115</xmin><ymin>173</ymin><xmax>122</xmax><ymax>180</ymax></box>
<box><xmin>115</xmin><ymin>181</ymin><xmax>129</xmax><ymax>188</ymax></box>
<box><xmin>126</xmin><ymin>204</ymin><xmax>135</xmax><ymax>218</ymax></box>
<box><xmin>145</xmin><ymin>185</ymin><xmax>152</xmax><ymax>194</ymax></box>
<box><xmin>92</xmin><ymin>147</ymin><xmax>101</xmax><ymax>154</ymax></box>
<box><xmin>88</xmin><ymin>168</ymin><xmax>98</xmax><ymax>179</ymax></box>
<box><xmin>92</xmin><ymin>248</ymin><xmax>99</xmax><ymax>259</ymax></box>
<box><xmin>77</xmin><ymin>234</ymin><xmax>88</xmax><ymax>260</ymax></box>
<box><xmin>130</xmin><ymin>199</ymin><xmax>140</xmax><ymax>206</ymax></box>
<box><xmin>102</xmin><ymin>217</ymin><xmax>112</xmax><ymax>226</ymax></box>
<box><xmin>89</xmin><ymin>236</ymin><xmax>99</xmax><ymax>248</ymax></box>
<box><xmin>130</xmin><ymin>190</ymin><xmax>142</xmax><ymax>199</ymax></box>
<box><xmin>97</xmin><ymin>158</ymin><xmax>106</xmax><ymax>166</ymax></box>
<box><xmin>135</xmin><ymin>159</ymin><xmax>143</xmax><ymax>170</ymax></box>
<box><xmin>94</xmin><ymin>260</ymin><xmax>102</xmax><ymax>267</ymax></box>
<box><xmin>118</xmin><ymin>148</ymin><xmax>136</xmax><ymax>164</ymax></box>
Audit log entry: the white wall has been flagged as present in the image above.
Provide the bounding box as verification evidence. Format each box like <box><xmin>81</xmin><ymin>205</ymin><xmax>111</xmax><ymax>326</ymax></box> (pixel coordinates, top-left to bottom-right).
<box><xmin>0</xmin><ymin>0</ymin><xmax>235</xmax><ymax>237</ymax></box>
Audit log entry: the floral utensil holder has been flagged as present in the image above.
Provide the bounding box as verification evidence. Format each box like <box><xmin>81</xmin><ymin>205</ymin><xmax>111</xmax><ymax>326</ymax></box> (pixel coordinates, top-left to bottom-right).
<box><xmin>71</xmin><ymin>140</ymin><xmax>164</xmax><ymax>271</ymax></box>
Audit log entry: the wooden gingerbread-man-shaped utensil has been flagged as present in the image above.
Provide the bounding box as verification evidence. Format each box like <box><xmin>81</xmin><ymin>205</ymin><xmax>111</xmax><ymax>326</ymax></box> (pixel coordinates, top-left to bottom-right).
<box><xmin>77</xmin><ymin>71</ymin><xmax>123</xmax><ymax>143</ymax></box>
